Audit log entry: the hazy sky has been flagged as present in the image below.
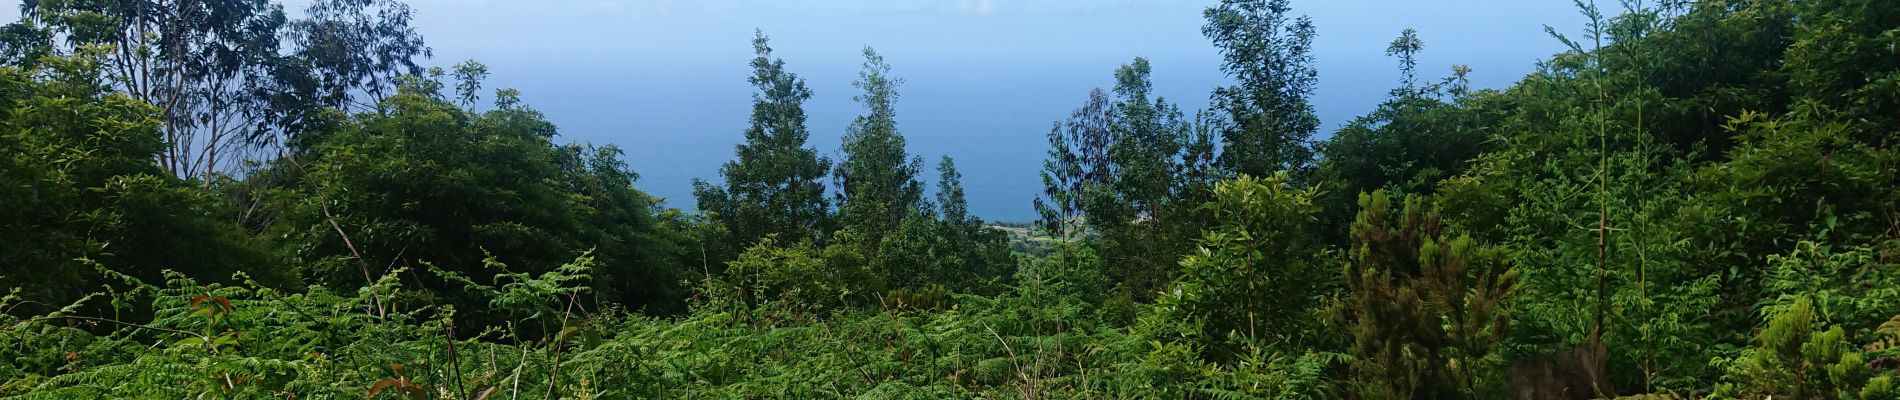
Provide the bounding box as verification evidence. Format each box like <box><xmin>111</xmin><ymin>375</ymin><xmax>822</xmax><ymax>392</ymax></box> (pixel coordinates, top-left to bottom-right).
<box><xmin>2</xmin><ymin>0</ymin><xmax>1598</xmax><ymax>221</ymax></box>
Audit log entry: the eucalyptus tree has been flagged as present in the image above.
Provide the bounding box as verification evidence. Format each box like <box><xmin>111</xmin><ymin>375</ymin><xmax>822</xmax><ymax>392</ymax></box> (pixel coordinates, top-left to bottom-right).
<box><xmin>1035</xmin><ymin>57</ymin><xmax>1213</xmax><ymax>299</ymax></box>
<box><xmin>1202</xmin><ymin>0</ymin><xmax>1320</xmax><ymax>179</ymax></box>
<box><xmin>935</xmin><ymin>156</ymin><xmax>970</xmax><ymax>226</ymax></box>
<box><xmin>6</xmin><ymin>0</ymin><xmax>429</xmax><ymax>179</ymax></box>
<box><xmin>16</xmin><ymin>0</ymin><xmax>291</xmax><ymax>178</ymax></box>
<box><xmin>280</xmin><ymin>0</ymin><xmax>431</xmax><ymax>111</ymax></box>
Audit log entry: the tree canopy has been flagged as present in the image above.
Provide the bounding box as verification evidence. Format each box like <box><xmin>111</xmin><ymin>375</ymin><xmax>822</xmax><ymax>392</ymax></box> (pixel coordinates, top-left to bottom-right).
<box><xmin>2</xmin><ymin>0</ymin><xmax>1898</xmax><ymax>398</ymax></box>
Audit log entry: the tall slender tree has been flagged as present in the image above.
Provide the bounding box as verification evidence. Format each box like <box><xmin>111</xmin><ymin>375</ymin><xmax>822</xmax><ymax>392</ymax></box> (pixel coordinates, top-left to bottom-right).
<box><xmin>1035</xmin><ymin>58</ymin><xmax>1215</xmax><ymax>300</ymax></box>
<box><xmin>834</xmin><ymin>46</ymin><xmax>925</xmax><ymax>260</ymax></box>
<box><xmin>933</xmin><ymin>155</ymin><xmax>1015</xmax><ymax>293</ymax></box>
<box><xmin>1387</xmin><ymin>28</ymin><xmax>1422</xmax><ymax>91</ymax></box>
<box><xmin>694</xmin><ymin>30</ymin><xmax>833</xmax><ymax>254</ymax></box>
<box><xmin>936</xmin><ymin>156</ymin><xmax>970</xmax><ymax>226</ymax></box>
<box><xmin>1034</xmin><ymin>89</ymin><xmax>1111</xmax><ymax>238</ymax></box>
<box><xmin>1202</xmin><ymin>0</ymin><xmax>1320</xmax><ymax>179</ymax></box>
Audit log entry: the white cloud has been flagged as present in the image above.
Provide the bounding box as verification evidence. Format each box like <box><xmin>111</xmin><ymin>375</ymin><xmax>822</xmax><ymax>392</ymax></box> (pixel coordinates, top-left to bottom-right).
<box><xmin>953</xmin><ymin>0</ymin><xmax>995</xmax><ymax>16</ymax></box>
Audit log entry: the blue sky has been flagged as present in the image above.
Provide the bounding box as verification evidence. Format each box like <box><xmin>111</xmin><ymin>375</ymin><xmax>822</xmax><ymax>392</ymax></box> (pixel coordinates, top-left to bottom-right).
<box><xmin>3</xmin><ymin>0</ymin><xmax>1598</xmax><ymax>221</ymax></box>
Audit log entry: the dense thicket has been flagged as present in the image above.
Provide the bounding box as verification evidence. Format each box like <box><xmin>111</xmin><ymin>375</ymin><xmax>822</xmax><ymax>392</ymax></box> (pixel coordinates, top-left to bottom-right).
<box><xmin>240</xmin><ymin>70</ymin><xmax>694</xmax><ymax>320</ymax></box>
<box><xmin>3</xmin><ymin>0</ymin><xmax>1898</xmax><ymax>398</ymax></box>
<box><xmin>0</xmin><ymin>53</ymin><xmax>284</xmax><ymax>307</ymax></box>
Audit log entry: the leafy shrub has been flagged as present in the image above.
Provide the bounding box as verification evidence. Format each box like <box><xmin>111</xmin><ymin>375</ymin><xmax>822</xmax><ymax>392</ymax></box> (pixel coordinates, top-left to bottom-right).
<box><xmin>1158</xmin><ymin>172</ymin><xmax>1330</xmax><ymax>360</ymax></box>
<box><xmin>1333</xmin><ymin>190</ymin><xmax>1519</xmax><ymax>399</ymax></box>
<box><xmin>1711</xmin><ymin>297</ymin><xmax>1897</xmax><ymax>399</ymax></box>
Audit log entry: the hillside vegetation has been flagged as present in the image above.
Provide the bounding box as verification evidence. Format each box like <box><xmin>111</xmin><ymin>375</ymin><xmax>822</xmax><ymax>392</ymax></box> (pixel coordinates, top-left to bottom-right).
<box><xmin>2</xmin><ymin>0</ymin><xmax>1898</xmax><ymax>398</ymax></box>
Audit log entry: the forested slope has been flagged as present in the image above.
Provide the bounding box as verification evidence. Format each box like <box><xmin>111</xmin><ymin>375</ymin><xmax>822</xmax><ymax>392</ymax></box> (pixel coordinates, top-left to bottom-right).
<box><xmin>2</xmin><ymin>0</ymin><xmax>1898</xmax><ymax>398</ymax></box>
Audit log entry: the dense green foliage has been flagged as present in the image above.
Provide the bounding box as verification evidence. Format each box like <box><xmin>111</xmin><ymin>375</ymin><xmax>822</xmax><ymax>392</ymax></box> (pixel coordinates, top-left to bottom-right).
<box><xmin>0</xmin><ymin>53</ymin><xmax>284</xmax><ymax>307</ymax></box>
<box><xmin>242</xmin><ymin>70</ymin><xmax>693</xmax><ymax>320</ymax></box>
<box><xmin>4</xmin><ymin>0</ymin><xmax>1900</xmax><ymax>398</ymax></box>
<box><xmin>1334</xmin><ymin>190</ymin><xmax>1518</xmax><ymax>398</ymax></box>
<box><xmin>1034</xmin><ymin>57</ymin><xmax>1220</xmax><ymax>304</ymax></box>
